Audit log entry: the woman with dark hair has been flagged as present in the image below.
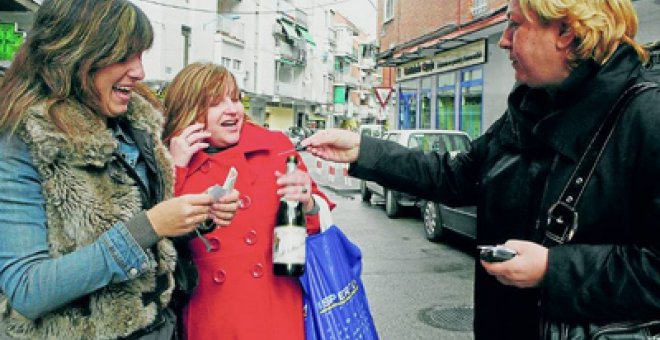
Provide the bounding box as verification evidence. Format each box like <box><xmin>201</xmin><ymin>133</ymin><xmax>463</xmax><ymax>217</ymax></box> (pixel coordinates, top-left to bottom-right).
<box><xmin>0</xmin><ymin>1</ymin><xmax>238</xmax><ymax>339</ymax></box>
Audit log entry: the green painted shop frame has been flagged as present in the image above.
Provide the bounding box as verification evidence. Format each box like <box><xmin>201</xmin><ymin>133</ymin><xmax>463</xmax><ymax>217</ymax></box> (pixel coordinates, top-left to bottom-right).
<box><xmin>0</xmin><ymin>23</ymin><xmax>24</xmax><ymax>61</ymax></box>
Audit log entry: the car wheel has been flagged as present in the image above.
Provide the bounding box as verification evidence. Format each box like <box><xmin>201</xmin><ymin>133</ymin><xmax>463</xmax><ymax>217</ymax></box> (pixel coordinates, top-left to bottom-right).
<box><xmin>360</xmin><ymin>181</ymin><xmax>372</xmax><ymax>202</ymax></box>
<box><xmin>385</xmin><ymin>190</ymin><xmax>400</xmax><ymax>218</ymax></box>
<box><xmin>423</xmin><ymin>201</ymin><xmax>444</xmax><ymax>241</ymax></box>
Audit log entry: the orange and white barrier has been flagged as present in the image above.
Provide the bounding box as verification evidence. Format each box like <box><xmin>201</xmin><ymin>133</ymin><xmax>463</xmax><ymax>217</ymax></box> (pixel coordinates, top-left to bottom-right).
<box><xmin>302</xmin><ymin>152</ymin><xmax>359</xmax><ymax>192</ymax></box>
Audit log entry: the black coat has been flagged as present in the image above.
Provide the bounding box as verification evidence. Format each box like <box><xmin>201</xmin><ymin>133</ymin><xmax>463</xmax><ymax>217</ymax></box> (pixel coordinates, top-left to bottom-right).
<box><xmin>349</xmin><ymin>45</ymin><xmax>660</xmax><ymax>339</ymax></box>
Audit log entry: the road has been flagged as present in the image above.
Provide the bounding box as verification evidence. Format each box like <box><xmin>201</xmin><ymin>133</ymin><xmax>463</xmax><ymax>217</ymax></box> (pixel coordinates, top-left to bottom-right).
<box><xmin>320</xmin><ymin>188</ymin><xmax>477</xmax><ymax>340</ymax></box>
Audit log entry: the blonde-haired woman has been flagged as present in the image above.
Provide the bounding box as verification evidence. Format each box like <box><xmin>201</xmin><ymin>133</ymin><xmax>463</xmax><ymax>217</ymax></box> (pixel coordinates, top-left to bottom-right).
<box><xmin>302</xmin><ymin>0</ymin><xmax>660</xmax><ymax>339</ymax></box>
<box><xmin>162</xmin><ymin>62</ymin><xmax>333</xmax><ymax>340</ymax></box>
<box><xmin>0</xmin><ymin>1</ymin><xmax>238</xmax><ymax>338</ymax></box>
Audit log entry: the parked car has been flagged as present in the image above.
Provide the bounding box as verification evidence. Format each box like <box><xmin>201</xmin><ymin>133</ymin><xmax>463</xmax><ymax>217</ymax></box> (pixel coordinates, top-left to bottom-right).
<box><xmin>360</xmin><ymin>129</ymin><xmax>477</xmax><ymax>242</ymax></box>
<box><xmin>286</xmin><ymin>126</ymin><xmax>315</xmax><ymax>145</ymax></box>
<box><xmin>358</xmin><ymin>124</ymin><xmax>386</xmax><ymax>139</ymax></box>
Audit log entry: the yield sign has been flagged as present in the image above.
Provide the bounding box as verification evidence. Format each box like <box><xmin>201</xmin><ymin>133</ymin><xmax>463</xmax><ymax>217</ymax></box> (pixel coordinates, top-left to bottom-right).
<box><xmin>374</xmin><ymin>87</ymin><xmax>393</xmax><ymax>108</ymax></box>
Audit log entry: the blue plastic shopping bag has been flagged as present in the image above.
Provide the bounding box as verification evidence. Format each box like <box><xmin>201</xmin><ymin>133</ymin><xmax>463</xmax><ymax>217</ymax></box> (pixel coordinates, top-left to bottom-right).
<box><xmin>299</xmin><ymin>225</ymin><xmax>379</xmax><ymax>340</ymax></box>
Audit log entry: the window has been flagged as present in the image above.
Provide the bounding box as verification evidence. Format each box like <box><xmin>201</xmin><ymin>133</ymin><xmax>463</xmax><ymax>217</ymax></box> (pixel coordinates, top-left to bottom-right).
<box><xmin>459</xmin><ymin>67</ymin><xmax>483</xmax><ymax>139</ymax></box>
<box><xmin>399</xmin><ymin>87</ymin><xmax>417</xmax><ymax>129</ymax></box>
<box><xmin>384</xmin><ymin>0</ymin><xmax>394</xmax><ymax>22</ymax></box>
<box><xmin>420</xmin><ymin>77</ymin><xmax>432</xmax><ymax>129</ymax></box>
<box><xmin>181</xmin><ymin>25</ymin><xmax>191</xmax><ymax>66</ymax></box>
<box><xmin>221</xmin><ymin>57</ymin><xmax>231</xmax><ymax>67</ymax></box>
<box><xmin>233</xmin><ymin>59</ymin><xmax>241</xmax><ymax>70</ymax></box>
<box><xmin>436</xmin><ymin>73</ymin><xmax>456</xmax><ymax>130</ymax></box>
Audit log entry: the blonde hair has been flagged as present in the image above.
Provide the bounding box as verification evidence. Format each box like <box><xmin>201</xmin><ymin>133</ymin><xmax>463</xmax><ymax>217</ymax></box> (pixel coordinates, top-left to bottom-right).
<box><xmin>0</xmin><ymin>0</ymin><xmax>153</xmax><ymax>134</ymax></box>
<box><xmin>162</xmin><ymin>62</ymin><xmax>243</xmax><ymax>144</ymax></box>
<box><xmin>518</xmin><ymin>0</ymin><xmax>648</xmax><ymax>66</ymax></box>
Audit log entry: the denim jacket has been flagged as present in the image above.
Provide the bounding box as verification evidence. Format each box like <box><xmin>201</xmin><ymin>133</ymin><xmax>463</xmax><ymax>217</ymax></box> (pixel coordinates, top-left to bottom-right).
<box><xmin>0</xmin><ymin>129</ymin><xmax>148</xmax><ymax>319</ymax></box>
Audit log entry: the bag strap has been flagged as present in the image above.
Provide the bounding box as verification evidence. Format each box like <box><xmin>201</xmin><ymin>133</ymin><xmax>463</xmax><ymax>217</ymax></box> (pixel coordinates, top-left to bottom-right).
<box><xmin>543</xmin><ymin>82</ymin><xmax>658</xmax><ymax>246</ymax></box>
<box><xmin>312</xmin><ymin>194</ymin><xmax>334</xmax><ymax>232</ymax></box>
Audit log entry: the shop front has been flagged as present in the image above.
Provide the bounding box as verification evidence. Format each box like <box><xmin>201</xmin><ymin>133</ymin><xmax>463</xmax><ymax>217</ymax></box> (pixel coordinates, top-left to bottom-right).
<box><xmin>396</xmin><ymin>39</ymin><xmax>486</xmax><ymax>139</ymax></box>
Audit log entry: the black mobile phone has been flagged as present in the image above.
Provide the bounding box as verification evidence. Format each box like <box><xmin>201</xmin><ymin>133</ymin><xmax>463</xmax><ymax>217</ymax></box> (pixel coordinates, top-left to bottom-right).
<box><xmin>477</xmin><ymin>245</ymin><xmax>518</xmax><ymax>262</ymax></box>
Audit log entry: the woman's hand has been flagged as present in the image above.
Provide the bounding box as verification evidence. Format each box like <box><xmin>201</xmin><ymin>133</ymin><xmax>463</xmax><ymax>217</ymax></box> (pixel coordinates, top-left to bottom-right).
<box><xmin>275</xmin><ymin>168</ymin><xmax>315</xmax><ymax>213</ymax></box>
<box><xmin>480</xmin><ymin>240</ymin><xmax>549</xmax><ymax>288</ymax></box>
<box><xmin>301</xmin><ymin>129</ymin><xmax>361</xmax><ymax>163</ymax></box>
<box><xmin>146</xmin><ymin>194</ymin><xmax>215</xmax><ymax>237</ymax></box>
<box><xmin>169</xmin><ymin>123</ymin><xmax>211</xmax><ymax>167</ymax></box>
<box><xmin>209</xmin><ymin>189</ymin><xmax>240</xmax><ymax>227</ymax></box>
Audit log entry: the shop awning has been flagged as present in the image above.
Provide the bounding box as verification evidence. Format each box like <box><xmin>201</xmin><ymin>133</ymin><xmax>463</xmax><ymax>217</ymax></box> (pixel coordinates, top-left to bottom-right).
<box><xmin>278</xmin><ymin>19</ymin><xmax>298</xmax><ymax>39</ymax></box>
<box><xmin>296</xmin><ymin>26</ymin><xmax>315</xmax><ymax>46</ymax></box>
<box><xmin>334</xmin><ymin>86</ymin><xmax>347</xmax><ymax>104</ymax></box>
<box><xmin>278</xmin><ymin>57</ymin><xmax>296</xmax><ymax>65</ymax></box>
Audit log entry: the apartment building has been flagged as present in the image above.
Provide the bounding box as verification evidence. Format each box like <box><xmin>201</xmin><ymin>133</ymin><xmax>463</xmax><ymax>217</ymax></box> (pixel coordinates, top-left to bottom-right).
<box><xmin>0</xmin><ymin>0</ymin><xmax>379</xmax><ymax>133</ymax></box>
<box><xmin>217</xmin><ymin>0</ymin><xmax>378</xmax><ymax>131</ymax></box>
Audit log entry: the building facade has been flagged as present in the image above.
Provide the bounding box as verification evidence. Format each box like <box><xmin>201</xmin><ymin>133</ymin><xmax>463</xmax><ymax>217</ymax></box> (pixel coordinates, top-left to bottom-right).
<box><xmin>0</xmin><ymin>0</ymin><xmax>379</xmax><ymax>135</ymax></box>
<box><xmin>216</xmin><ymin>0</ymin><xmax>378</xmax><ymax>132</ymax></box>
<box><xmin>377</xmin><ymin>0</ymin><xmax>660</xmax><ymax>139</ymax></box>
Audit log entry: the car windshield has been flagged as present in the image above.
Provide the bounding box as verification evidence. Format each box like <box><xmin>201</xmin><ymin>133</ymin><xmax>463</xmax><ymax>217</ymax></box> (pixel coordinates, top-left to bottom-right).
<box><xmin>409</xmin><ymin>133</ymin><xmax>470</xmax><ymax>153</ymax></box>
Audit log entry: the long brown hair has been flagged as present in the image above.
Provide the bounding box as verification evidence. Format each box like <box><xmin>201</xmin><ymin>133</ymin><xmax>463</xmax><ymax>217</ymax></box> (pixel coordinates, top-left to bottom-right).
<box><xmin>0</xmin><ymin>0</ymin><xmax>153</xmax><ymax>135</ymax></box>
<box><xmin>162</xmin><ymin>62</ymin><xmax>243</xmax><ymax>144</ymax></box>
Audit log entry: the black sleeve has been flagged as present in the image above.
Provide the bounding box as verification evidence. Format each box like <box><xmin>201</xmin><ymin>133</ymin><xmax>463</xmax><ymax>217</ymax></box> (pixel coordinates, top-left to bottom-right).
<box><xmin>348</xmin><ymin>132</ymin><xmax>491</xmax><ymax>207</ymax></box>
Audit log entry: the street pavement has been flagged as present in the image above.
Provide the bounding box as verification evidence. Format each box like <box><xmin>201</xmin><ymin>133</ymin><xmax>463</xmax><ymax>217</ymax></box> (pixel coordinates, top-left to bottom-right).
<box><xmin>303</xmin><ymin>152</ymin><xmax>477</xmax><ymax>340</ymax></box>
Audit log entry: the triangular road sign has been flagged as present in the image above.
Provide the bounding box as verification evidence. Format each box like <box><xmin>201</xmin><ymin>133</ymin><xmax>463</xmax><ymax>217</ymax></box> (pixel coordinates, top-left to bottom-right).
<box><xmin>374</xmin><ymin>87</ymin><xmax>393</xmax><ymax>108</ymax></box>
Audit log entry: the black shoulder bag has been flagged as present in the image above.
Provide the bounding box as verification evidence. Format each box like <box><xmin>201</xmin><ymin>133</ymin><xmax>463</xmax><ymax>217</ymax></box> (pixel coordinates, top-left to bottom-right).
<box><xmin>541</xmin><ymin>82</ymin><xmax>660</xmax><ymax>340</ymax></box>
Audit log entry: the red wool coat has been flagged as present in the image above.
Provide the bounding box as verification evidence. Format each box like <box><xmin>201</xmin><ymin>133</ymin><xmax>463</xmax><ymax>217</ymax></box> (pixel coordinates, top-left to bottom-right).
<box><xmin>176</xmin><ymin>122</ymin><xmax>334</xmax><ymax>340</ymax></box>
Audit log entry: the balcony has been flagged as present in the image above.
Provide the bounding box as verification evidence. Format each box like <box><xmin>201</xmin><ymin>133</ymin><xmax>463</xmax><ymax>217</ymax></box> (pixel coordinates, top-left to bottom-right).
<box><xmin>294</xmin><ymin>8</ymin><xmax>308</xmax><ymax>27</ymax></box>
<box><xmin>277</xmin><ymin>0</ymin><xmax>307</xmax><ymax>27</ymax></box>
<box><xmin>333</xmin><ymin>72</ymin><xmax>357</xmax><ymax>86</ymax></box>
<box><xmin>273</xmin><ymin>18</ymin><xmax>315</xmax><ymax>49</ymax></box>
<box><xmin>276</xmin><ymin>42</ymin><xmax>307</xmax><ymax>66</ymax></box>
<box><xmin>275</xmin><ymin>80</ymin><xmax>304</xmax><ymax>99</ymax></box>
<box><xmin>358</xmin><ymin>58</ymin><xmax>377</xmax><ymax>70</ymax></box>
<box><xmin>216</xmin><ymin>15</ymin><xmax>245</xmax><ymax>43</ymax></box>
<box><xmin>334</xmin><ymin>50</ymin><xmax>357</xmax><ymax>62</ymax></box>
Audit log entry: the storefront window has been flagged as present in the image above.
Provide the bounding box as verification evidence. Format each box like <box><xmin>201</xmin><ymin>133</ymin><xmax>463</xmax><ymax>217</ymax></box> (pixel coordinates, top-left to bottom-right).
<box><xmin>399</xmin><ymin>80</ymin><xmax>418</xmax><ymax>129</ymax></box>
<box><xmin>420</xmin><ymin>77</ymin><xmax>432</xmax><ymax>129</ymax></box>
<box><xmin>460</xmin><ymin>67</ymin><xmax>483</xmax><ymax>139</ymax></box>
<box><xmin>436</xmin><ymin>73</ymin><xmax>456</xmax><ymax>130</ymax></box>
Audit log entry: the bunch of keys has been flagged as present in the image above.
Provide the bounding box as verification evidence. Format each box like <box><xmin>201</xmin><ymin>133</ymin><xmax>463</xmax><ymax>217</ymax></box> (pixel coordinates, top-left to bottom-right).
<box><xmin>196</xmin><ymin>167</ymin><xmax>237</xmax><ymax>252</ymax></box>
<box><xmin>277</xmin><ymin>143</ymin><xmax>308</xmax><ymax>156</ymax></box>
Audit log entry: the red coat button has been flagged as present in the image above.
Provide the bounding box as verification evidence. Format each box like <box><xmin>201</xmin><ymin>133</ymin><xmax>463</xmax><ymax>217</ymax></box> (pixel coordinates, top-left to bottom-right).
<box><xmin>213</xmin><ymin>269</ymin><xmax>227</xmax><ymax>284</ymax></box>
<box><xmin>239</xmin><ymin>194</ymin><xmax>252</xmax><ymax>209</ymax></box>
<box><xmin>208</xmin><ymin>237</ymin><xmax>221</xmax><ymax>252</ymax></box>
<box><xmin>200</xmin><ymin>162</ymin><xmax>211</xmax><ymax>173</ymax></box>
<box><xmin>251</xmin><ymin>263</ymin><xmax>264</xmax><ymax>278</ymax></box>
<box><xmin>244</xmin><ymin>230</ymin><xmax>257</xmax><ymax>245</ymax></box>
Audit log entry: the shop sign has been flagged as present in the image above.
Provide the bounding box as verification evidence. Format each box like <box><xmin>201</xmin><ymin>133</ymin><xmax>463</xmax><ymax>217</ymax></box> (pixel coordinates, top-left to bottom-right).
<box><xmin>0</xmin><ymin>23</ymin><xmax>24</xmax><ymax>61</ymax></box>
<box><xmin>398</xmin><ymin>39</ymin><xmax>487</xmax><ymax>81</ymax></box>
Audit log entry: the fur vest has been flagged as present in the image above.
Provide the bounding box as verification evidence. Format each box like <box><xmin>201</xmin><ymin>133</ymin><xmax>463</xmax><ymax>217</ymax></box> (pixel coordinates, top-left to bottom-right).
<box><xmin>0</xmin><ymin>95</ymin><xmax>177</xmax><ymax>339</ymax></box>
